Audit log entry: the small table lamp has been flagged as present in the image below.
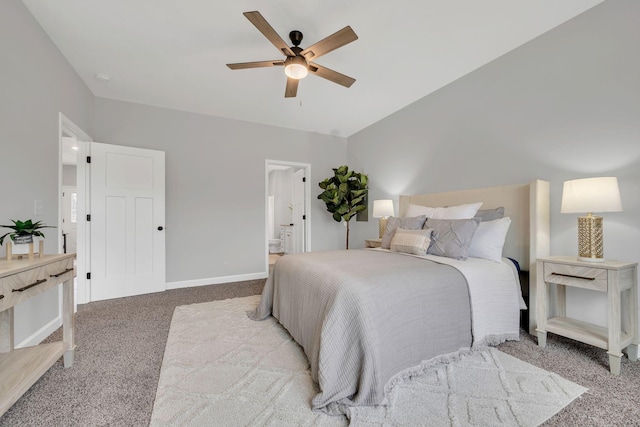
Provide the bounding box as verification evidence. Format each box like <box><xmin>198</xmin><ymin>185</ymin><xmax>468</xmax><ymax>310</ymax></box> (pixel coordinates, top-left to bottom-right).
<box><xmin>561</xmin><ymin>177</ymin><xmax>622</xmax><ymax>262</ymax></box>
<box><xmin>372</xmin><ymin>199</ymin><xmax>394</xmax><ymax>238</ymax></box>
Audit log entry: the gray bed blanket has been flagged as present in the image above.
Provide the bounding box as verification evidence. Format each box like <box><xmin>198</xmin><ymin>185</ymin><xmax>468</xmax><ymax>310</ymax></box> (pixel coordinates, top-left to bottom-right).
<box><xmin>249</xmin><ymin>249</ymin><xmax>472</xmax><ymax>416</ymax></box>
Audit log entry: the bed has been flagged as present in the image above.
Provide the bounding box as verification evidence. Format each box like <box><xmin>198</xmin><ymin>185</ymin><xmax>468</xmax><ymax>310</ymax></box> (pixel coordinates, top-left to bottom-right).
<box><xmin>250</xmin><ymin>180</ymin><xmax>550</xmax><ymax>416</ymax></box>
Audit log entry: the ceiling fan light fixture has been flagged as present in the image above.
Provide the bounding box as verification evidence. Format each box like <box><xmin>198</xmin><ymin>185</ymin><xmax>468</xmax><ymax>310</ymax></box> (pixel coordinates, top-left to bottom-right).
<box><xmin>227</xmin><ymin>12</ymin><xmax>358</xmax><ymax>97</ymax></box>
<box><xmin>284</xmin><ymin>56</ymin><xmax>308</xmax><ymax>79</ymax></box>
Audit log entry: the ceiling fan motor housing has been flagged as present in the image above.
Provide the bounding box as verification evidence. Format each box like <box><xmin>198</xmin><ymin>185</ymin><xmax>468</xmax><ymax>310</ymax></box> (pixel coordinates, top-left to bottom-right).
<box><xmin>289</xmin><ymin>30</ymin><xmax>303</xmax><ymax>47</ymax></box>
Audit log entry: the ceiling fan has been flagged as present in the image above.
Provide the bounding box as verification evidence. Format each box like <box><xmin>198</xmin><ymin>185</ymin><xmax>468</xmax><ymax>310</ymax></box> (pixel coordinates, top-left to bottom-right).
<box><xmin>226</xmin><ymin>11</ymin><xmax>358</xmax><ymax>98</ymax></box>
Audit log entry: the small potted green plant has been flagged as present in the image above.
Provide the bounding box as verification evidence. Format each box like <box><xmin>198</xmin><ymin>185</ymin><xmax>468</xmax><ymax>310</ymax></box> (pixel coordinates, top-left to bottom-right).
<box><xmin>0</xmin><ymin>219</ymin><xmax>55</xmax><ymax>255</ymax></box>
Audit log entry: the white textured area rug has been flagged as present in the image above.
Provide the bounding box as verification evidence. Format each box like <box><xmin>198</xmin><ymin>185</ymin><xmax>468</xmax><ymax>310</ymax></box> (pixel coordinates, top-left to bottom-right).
<box><xmin>150</xmin><ymin>296</ymin><xmax>586</xmax><ymax>427</ymax></box>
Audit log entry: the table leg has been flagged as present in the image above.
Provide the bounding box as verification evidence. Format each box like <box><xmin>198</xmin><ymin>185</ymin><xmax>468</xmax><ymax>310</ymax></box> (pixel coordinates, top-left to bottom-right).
<box><xmin>607</xmin><ymin>270</ymin><xmax>621</xmax><ymax>375</ymax></box>
<box><xmin>63</xmin><ymin>350</ymin><xmax>75</xmax><ymax>367</ymax></box>
<box><xmin>537</xmin><ymin>331</ymin><xmax>547</xmax><ymax>348</ymax></box>
<box><xmin>607</xmin><ymin>351</ymin><xmax>622</xmax><ymax>375</ymax></box>
<box><xmin>625</xmin><ymin>344</ymin><xmax>638</xmax><ymax>362</ymax></box>
<box><xmin>62</xmin><ymin>276</ymin><xmax>75</xmax><ymax>368</ymax></box>
<box><xmin>536</xmin><ymin>263</ymin><xmax>548</xmax><ymax>348</ymax></box>
<box><xmin>0</xmin><ymin>307</ymin><xmax>14</xmax><ymax>353</ymax></box>
<box><xmin>634</xmin><ymin>268</ymin><xmax>639</xmax><ymax>349</ymax></box>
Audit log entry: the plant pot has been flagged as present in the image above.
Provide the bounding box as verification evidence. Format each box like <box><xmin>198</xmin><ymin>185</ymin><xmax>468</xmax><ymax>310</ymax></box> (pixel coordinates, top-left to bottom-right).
<box><xmin>11</xmin><ymin>236</ymin><xmax>41</xmax><ymax>255</ymax></box>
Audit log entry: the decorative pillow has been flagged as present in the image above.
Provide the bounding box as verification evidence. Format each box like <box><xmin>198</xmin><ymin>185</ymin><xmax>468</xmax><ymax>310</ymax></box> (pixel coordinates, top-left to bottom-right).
<box><xmin>381</xmin><ymin>215</ymin><xmax>427</xmax><ymax>249</ymax></box>
<box><xmin>425</xmin><ymin>218</ymin><xmax>481</xmax><ymax>260</ymax></box>
<box><xmin>474</xmin><ymin>207</ymin><xmax>505</xmax><ymax>222</ymax></box>
<box><xmin>468</xmin><ymin>217</ymin><xmax>512</xmax><ymax>263</ymax></box>
<box><xmin>390</xmin><ymin>228</ymin><xmax>432</xmax><ymax>255</ymax></box>
<box><xmin>405</xmin><ymin>202</ymin><xmax>483</xmax><ymax>220</ymax></box>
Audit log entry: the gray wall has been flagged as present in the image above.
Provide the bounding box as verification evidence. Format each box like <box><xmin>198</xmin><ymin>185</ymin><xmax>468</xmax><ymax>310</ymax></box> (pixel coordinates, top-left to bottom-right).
<box><xmin>94</xmin><ymin>98</ymin><xmax>347</xmax><ymax>283</ymax></box>
<box><xmin>348</xmin><ymin>0</ymin><xmax>640</xmax><ymax>328</ymax></box>
<box><xmin>0</xmin><ymin>0</ymin><xmax>94</xmax><ymax>344</ymax></box>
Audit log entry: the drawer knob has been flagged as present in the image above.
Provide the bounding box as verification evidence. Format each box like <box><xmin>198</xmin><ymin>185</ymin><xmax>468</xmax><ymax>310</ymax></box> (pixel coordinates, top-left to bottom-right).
<box><xmin>0</xmin><ymin>294</ymin><xmax>4</xmax><ymax>300</ymax></box>
<box><xmin>551</xmin><ymin>272</ymin><xmax>595</xmax><ymax>281</ymax></box>
<box><xmin>12</xmin><ymin>279</ymin><xmax>48</xmax><ymax>292</ymax></box>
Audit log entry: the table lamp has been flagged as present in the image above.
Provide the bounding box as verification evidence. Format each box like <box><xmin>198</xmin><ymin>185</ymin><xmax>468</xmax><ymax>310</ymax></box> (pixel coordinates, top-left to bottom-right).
<box><xmin>372</xmin><ymin>200</ymin><xmax>394</xmax><ymax>238</ymax></box>
<box><xmin>560</xmin><ymin>177</ymin><xmax>622</xmax><ymax>262</ymax></box>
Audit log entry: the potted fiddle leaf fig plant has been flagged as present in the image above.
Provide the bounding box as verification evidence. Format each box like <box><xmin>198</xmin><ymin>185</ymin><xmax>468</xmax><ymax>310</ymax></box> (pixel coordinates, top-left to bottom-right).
<box><xmin>0</xmin><ymin>219</ymin><xmax>55</xmax><ymax>255</ymax></box>
<box><xmin>318</xmin><ymin>165</ymin><xmax>368</xmax><ymax>249</ymax></box>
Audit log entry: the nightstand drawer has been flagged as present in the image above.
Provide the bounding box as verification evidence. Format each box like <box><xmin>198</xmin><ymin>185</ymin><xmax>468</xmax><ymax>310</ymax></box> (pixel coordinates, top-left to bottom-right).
<box><xmin>544</xmin><ymin>262</ymin><xmax>607</xmax><ymax>291</ymax></box>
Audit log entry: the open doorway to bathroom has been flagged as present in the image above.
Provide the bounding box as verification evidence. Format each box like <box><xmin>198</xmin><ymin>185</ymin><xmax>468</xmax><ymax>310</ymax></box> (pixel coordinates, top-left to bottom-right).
<box><xmin>265</xmin><ymin>160</ymin><xmax>311</xmax><ymax>272</ymax></box>
<box><xmin>61</xmin><ymin>138</ymin><xmax>78</xmax><ymax>255</ymax></box>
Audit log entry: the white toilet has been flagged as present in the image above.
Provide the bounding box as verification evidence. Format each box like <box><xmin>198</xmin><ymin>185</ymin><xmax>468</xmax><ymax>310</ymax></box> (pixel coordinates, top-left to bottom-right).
<box><xmin>269</xmin><ymin>239</ymin><xmax>283</xmax><ymax>254</ymax></box>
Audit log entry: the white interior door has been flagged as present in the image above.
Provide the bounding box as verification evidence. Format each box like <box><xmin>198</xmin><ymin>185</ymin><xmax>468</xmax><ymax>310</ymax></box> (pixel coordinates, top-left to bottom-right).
<box><xmin>90</xmin><ymin>142</ymin><xmax>165</xmax><ymax>301</ymax></box>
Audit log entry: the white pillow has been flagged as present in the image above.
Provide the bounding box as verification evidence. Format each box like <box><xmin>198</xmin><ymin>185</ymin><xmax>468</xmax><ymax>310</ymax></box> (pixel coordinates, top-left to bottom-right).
<box><xmin>390</xmin><ymin>228</ymin><xmax>432</xmax><ymax>256</ymax></box>
<box><xmin>405</xmin><ymin>202</ymin><xmax>483</xmax><ymax>219</ymax></box>
<box><xmin>468</xmin><ymin>217</ymin><xmax>512</xmax><ymax>263</ymax></box>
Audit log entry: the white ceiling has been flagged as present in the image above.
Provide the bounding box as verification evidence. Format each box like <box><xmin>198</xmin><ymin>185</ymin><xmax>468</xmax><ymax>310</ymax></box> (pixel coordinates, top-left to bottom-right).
<box><xmin>23</xmin><ymin>0</ymin><xmax>604</xmax><ymax>137</ymax></box>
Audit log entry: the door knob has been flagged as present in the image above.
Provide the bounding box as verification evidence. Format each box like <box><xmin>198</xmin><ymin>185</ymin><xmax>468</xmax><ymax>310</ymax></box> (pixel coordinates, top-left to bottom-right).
<box><xmin>157</xmin><ymin>226</ymin><xmax>164</xmax><ymax>231</ymax></box>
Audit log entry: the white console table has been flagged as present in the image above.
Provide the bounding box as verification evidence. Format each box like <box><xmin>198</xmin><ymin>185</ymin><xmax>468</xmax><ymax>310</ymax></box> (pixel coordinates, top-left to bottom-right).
<box><xmin>0</xmin><ymin>253</ymin><xmax>76</xmax><ymax>416</ymax></box>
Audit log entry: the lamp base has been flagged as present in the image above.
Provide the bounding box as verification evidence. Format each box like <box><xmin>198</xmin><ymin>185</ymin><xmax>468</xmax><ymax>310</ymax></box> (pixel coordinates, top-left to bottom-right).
<box><xmin>577</xmin><ymin>256</ymin><xmax>606</xmax><ymax>263</ymax></box>
<box><xmin>577</xmin><ymin>214</ymin><xmax>603</xmax><ymax>261</ymax></box>
<box><xmin>378</xmin><ymin>217</ymin><xmax>389</xmax><ymax>239</ymax></box>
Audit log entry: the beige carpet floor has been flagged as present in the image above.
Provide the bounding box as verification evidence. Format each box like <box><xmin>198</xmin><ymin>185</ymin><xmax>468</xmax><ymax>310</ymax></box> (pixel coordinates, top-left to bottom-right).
<box><xmin>2</xmin><ymin>279</ymin><xmax>637</xmax><ymax>426</ymax></box>
<box><xmin>150</xmin><ymin>296</ymin><xmax>586</xmax><ymax>426</ymax></box>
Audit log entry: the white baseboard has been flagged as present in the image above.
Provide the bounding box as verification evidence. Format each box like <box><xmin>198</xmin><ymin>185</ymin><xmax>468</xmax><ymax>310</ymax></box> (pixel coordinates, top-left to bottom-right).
<box><xmin>166</xmin><ymin>271</ymin><xmax>267</xmax><ymax>290</ymax></box>
<box><xmin>16</xmin><ymin>315</ymin><xmax>62</xmax><ymax>349</ymax></box>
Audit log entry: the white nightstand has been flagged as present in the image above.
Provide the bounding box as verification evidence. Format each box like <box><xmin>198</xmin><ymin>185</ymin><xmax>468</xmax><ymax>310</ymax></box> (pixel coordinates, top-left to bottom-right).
<box><xmin>365</xmin><ymin>238</ymin><xmax>382</xmax><ymax>248</ymax></box>
<box><xmin>536</xmin><ymin>256</ymin><xmax>638</xmax><ymax>375</ymax></box>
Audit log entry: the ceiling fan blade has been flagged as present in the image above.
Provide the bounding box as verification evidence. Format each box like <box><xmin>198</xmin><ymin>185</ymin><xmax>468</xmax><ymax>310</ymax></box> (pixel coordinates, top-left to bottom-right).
<box><xmin>227</xmin><ymin>60</ymin><xmax>284</xmax><ymax>70</ymax></box>
<box><xmin>285</xmin><ymin>77</ymin><xmax>299</xmax><ymax>98</ymax></box>
<box><xmin>243</xmin><ymin>11</ymin><xmax>295</xmax><ymax>57</ymax></box>
<box><xmin>308</xmin><ymin>63</ymin><xmax>356</xmax><ymax>88</ymax></box>
<box><xmin>300</xmin><ymin>26</ymin><xmax>358</xmax><ymax>60</ymax></box>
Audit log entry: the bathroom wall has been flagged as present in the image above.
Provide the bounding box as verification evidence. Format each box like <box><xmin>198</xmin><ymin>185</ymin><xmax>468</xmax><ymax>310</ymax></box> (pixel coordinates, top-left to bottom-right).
<box><xmin>62</xmin><ymin>165</ymin><xmax>77</xmax><ymax>186</ymax></box>
<box><xmin>268</xmin><ymin>168</ymin><xmax>294</xmax><ymax>238</ymax></box>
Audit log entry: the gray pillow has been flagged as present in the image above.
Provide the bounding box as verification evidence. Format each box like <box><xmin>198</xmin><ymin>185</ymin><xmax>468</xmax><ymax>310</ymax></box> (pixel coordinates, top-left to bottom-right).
<box><xmin>474</xmin><ymin>207</ymin><xmax>505</xmax><ymax>222</ymax></box>
<box><xmin>425</xmin><ymin>218</ymin><xmax>481</xmax><ymax>260</ymax></box>
<box><xmin>381</xmin><ymin>215</ymin><xmax>427</xmax><ymax>249</ymax></box>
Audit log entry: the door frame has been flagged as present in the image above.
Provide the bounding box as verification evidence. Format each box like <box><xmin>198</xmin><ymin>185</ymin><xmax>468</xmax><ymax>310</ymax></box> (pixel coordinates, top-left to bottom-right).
<box><xmin>264</xmin><ymin>160</ymin><xmax>311</xmax><ymax>272</ymax></box>
<box><xmin>58</xmin><ymin>113</ymin><xmax>92</xmax><ymax>304</ymax></box>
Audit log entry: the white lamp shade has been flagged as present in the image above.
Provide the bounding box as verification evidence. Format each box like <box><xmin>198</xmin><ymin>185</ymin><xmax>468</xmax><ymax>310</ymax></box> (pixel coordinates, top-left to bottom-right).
<box><xmin>372</xmin><ymin>199</ymin><xmax>394</xmax><ymax>218</ymax></box>
<box><xmin>561</xmin><ymin>177</ymin><xmax>623</xmax><ymax>213</ymax></box>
